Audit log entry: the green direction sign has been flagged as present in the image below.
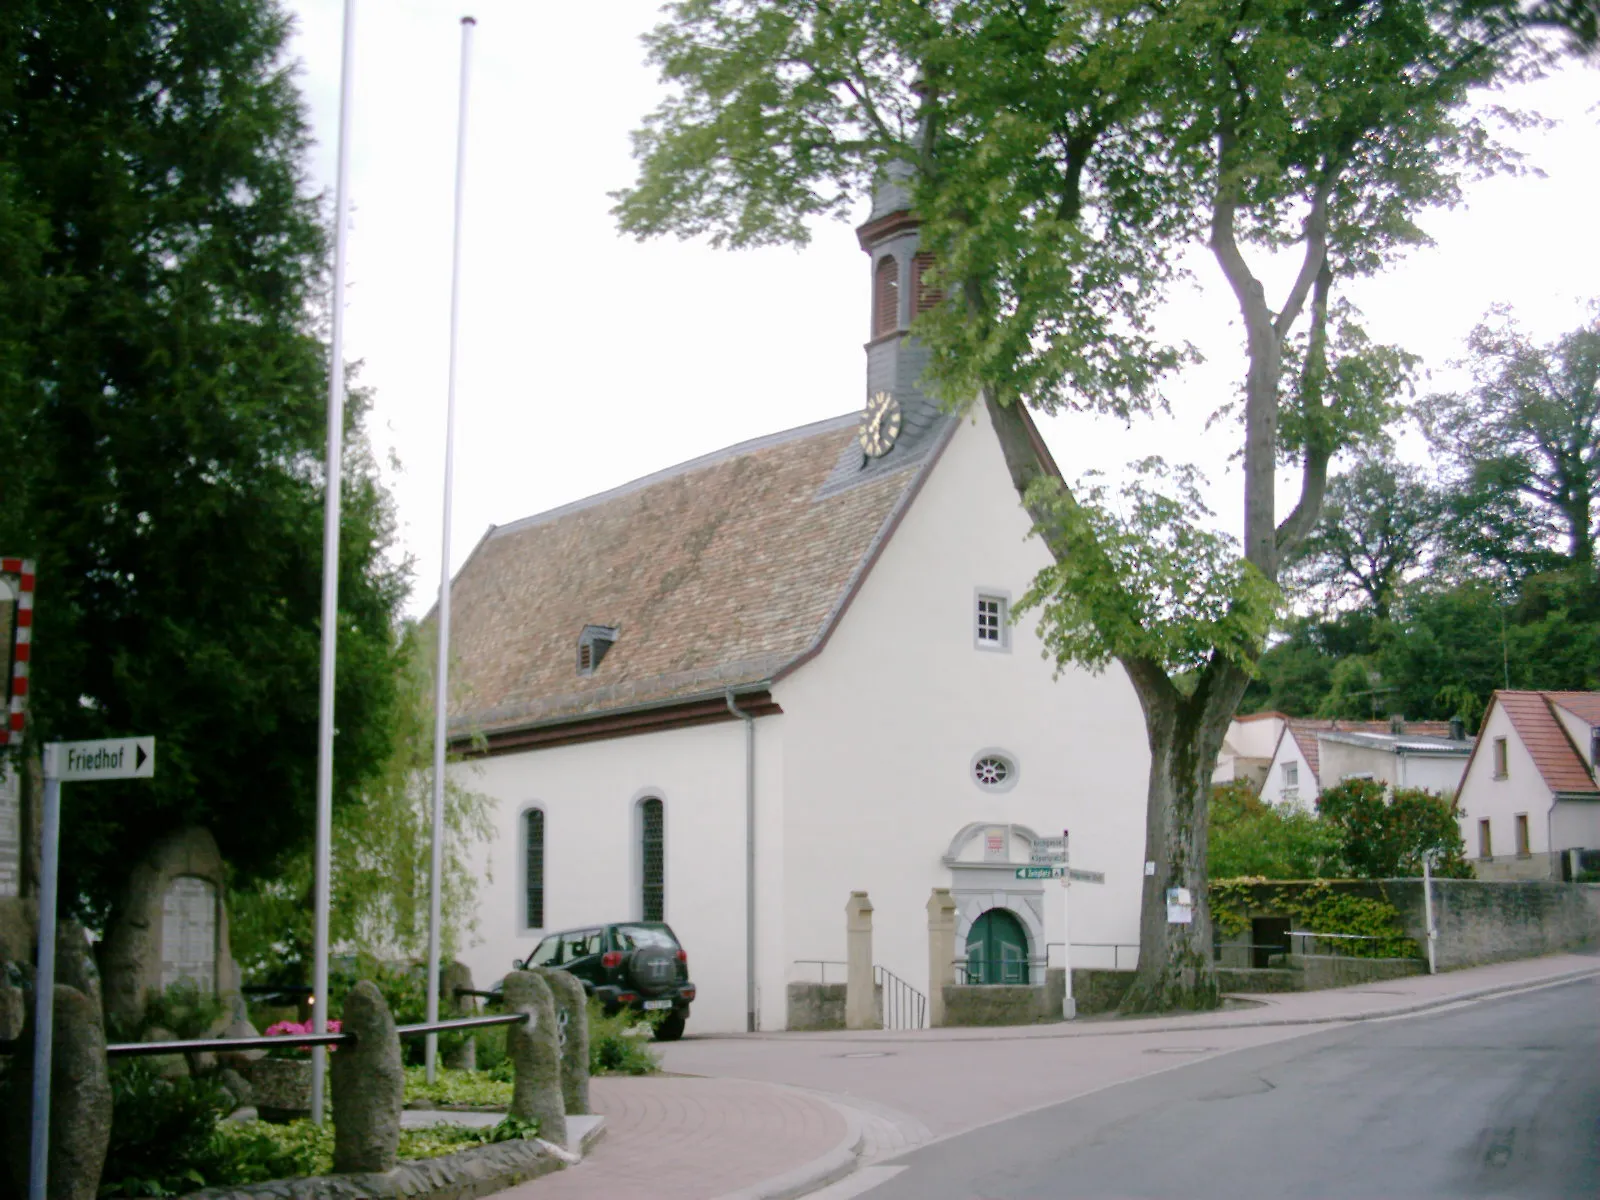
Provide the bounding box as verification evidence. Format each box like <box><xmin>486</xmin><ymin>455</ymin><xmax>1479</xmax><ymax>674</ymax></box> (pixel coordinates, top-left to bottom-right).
<box><xmin>1014</xmin><ymin>865</ymin><xmax>1106</xmax><ymax>883</ymax></box>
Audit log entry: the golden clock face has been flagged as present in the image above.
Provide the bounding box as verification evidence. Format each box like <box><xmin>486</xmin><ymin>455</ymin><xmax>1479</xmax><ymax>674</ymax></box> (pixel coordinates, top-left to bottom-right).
<box><xmin>859</xmin><ymin>391</ymin><xmax>902</xmax><ymax>458</ymax></box>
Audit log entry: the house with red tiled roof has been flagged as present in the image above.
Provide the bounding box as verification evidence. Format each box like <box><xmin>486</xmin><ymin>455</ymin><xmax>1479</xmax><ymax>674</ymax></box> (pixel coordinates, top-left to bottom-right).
<box><xmin>1255</xmin><ymin>717</ymin><xmax>1472</xmax><ymax>810</ymax></box>
<box><xmin>1212</xmin><ymin>712</ymin><xmax>1286</xmax><ymax>792</ymax></box>
<box><xmin>441</xmin><ymin>173</ymin><xmax>1150</xmax><ymax>1033</ymax></box>
<box><xmin>1455</xmin><ymin>690</ymin><xmax>1600</xmax><ymax>881</ymax></box>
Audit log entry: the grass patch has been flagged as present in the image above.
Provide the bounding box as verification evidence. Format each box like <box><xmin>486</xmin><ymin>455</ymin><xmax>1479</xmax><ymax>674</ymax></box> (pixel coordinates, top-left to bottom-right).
<box><xmin>404</xmin><ymin>1066</ymin><xmax>513</xmax><ymax>1108</ymax></box>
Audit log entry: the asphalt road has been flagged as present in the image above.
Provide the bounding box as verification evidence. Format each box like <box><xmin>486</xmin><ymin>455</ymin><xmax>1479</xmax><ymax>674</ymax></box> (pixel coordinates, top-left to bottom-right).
<box><xmin>858</xmin><ymin>976</ymin><xmax>1600</xmax><ymax>1199</ymax></box>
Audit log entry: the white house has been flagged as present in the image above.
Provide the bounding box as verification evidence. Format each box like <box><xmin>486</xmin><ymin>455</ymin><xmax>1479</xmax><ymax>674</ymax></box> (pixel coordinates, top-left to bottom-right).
<box><xmin>1455</xmin><ymin>690</ymin><xmax>1600</xmax><ymax>881</ymax></box>
<box><xmin>1256</xmin><ymin>718</ymin><xmax>1470</xmax><ymax>810</ymax></box>
<box><xmin>1211</xmin><ymin>712</ymin><xmax>1285</xmax><ymax>792</ymax></box>
<box><xmin>440</xmin><ymin>178</ymin><xmax>1151</xmax><ymax>1033</ymax></box>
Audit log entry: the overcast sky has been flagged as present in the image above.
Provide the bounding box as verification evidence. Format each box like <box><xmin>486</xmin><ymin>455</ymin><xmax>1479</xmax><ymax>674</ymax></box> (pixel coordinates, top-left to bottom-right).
<box><xmin>283</xmin><ymin>2</ymin><xmax>1600</xmax><ymax>618</ymax></box>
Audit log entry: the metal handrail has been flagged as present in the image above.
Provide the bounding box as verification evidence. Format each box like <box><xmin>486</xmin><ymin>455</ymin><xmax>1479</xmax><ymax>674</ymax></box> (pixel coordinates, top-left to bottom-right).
<box><xmin>792</xmin><ymin>959</ymin><xmax>848</xmax><ymax>984</ymax></box>
<box><xmin>107</xmin><ymin>1032</ymin><xmax>351</xmax><ymax>1056</ymax></box>
<box><xmin>873</xmin><ymin>965</ymin><xmax>926</xmax><ymax>1030</ymax></box>
<box><xmin>102</xmin><ymin>1011</ymin><xmax>528</xmax><ymax>1058</ymax></box>
<box><xmin>1051</xmin><ymin>942</ymin><xmax>1141</xmax><ymax>971</ymax></box>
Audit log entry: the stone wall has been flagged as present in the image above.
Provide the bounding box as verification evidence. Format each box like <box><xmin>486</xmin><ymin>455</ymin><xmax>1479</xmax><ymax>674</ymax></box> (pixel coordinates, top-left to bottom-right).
<box><xmin>1214</xmin><ymin>878</ymin><xmax>1598</xmax><ymax>974</ymax></box>
<box><xmin>1387</xmin><ymin>878</ymin><xmax>1599</xmax><ymax>970</ymax></box>
<box><xmin>786</xmin><ymin>981</ymin><xmax>882</xmax><ymax>1031</ymax></box>
<box><xmin>1283</xmin><ymin>954</ymin><xmax>1423</xmax><ymax>989</ymax></box>
<box><xmin>1215</xmin><ymin>967</ymin><xmax>1301</xmax><ymax>993</ymax></box>
<box><xmin>1071</xmin><ymin>969</ymin><xmax>1136</xmax><ymax>1014</ymax></box>
<box><xmin>941</xmin><ymin>981</ymin><xmax>1061</xmax><ymax>1026</ymax></box>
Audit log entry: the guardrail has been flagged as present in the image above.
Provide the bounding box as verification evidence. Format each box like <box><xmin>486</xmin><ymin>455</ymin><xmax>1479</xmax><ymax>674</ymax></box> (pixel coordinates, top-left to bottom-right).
<box><xmin>792</xmin><ymin>959</ymin><xmax>848</xmax><ymax>984</ymax></box>
<box><xmin>873</xmin><ymin>965</ymin><xmax>926</xmax><ymax>1030</ymax></box>
<box><xmin>1053</xmin><ymin>942</ymin><xmax>1140</xmax><ymax>971</ymax></box>
<box><xmin>101</xmin><ymin>1011</ymin><xmax>528</xmax><ymax>1058</ymax></box>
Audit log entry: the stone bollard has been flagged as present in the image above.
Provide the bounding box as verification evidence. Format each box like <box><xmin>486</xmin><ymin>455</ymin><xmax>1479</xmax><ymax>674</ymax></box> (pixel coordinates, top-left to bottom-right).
<box><xmin>330</xmin><ymin>980</ymin><xmax>404</xmax><ymax>1174</ymax></box>
<box><xmin>845</xmin><ymin>891</ymin><xmax>877</xmax><ymax>1030</ymax></box>
<box><xmin>502</xmin><ymin>970</ymin><xmax>567</xmax><ymax>1146</ymax></box>
<box><xmin>532</xmin><ymin>968</ymin><xmax>591</xmax><ymax>1115</ymax></box>
<box><xmin>2</xmin><ymin>984</ymin><xmax>113</xmax><ymax>1200</ymax></box>
<box><xmin>440</xmin><ymin>960</ymin><xmax>477</xmax><ymax>1071</ymax></box>
<box><xmin>926</xmin><ymin>888</ymin><xmax>958</xmax><ymax>1027</ymax></box>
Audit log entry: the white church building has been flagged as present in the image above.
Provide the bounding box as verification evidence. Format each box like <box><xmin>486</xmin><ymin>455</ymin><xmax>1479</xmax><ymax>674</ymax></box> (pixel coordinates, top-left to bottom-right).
<box><xmin>444</xmin><ymin>179</ymin><xmax>1151</xmax><ymax>1033</ymax></box>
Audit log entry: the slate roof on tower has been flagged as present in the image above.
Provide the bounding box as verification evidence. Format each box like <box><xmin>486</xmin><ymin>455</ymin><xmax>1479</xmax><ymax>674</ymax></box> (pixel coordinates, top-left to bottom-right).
<box><xmin>441</xmin><ymin>408</ymin><xmax>955</xmax><ymax>741</ymax></box>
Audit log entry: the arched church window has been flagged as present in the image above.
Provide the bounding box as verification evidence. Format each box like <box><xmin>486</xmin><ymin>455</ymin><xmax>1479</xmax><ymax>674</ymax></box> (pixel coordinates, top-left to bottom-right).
<box><xmin>640</xmin><ymin>797</ymin><xmax>664</xmax><ymax>922</ymax></box>
<box><xmin>873</xmin><ymin>255</ymin><xmax>899</xmax><ymax>337</ymax></box>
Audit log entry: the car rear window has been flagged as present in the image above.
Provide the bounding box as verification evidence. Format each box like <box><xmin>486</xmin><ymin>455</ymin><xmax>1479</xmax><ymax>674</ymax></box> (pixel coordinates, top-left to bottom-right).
<box><xmin>613</xmin><ymin>923</ymin><xmax>678</xmax><ymax>951</ymax></box>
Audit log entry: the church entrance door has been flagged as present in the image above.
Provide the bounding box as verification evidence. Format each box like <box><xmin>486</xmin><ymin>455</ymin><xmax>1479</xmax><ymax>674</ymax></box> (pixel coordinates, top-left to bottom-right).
<box><xmin>965</xmin><ymin>907</ymin><xmax>1029</xmax><ymax>985</ymax></box>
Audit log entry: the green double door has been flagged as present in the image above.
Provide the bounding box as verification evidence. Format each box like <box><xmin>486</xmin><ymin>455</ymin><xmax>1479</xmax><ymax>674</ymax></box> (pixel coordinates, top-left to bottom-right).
<box><xmin>965</xmin><ymin>908</ymin><xmax>1029</xmax><ymax>985</ymax></box>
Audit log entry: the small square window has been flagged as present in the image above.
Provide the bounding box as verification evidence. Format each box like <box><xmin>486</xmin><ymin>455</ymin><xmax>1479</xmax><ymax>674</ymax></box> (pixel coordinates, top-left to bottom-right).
<box><xmin>976</xmin><ymin>592</ymin><xmax>1009</xmax><ymax>651</ymax></box>
<box><xmin>1283</xmin><ymin>762</ymin><xmax>1298</xmax><ymax>788</ymax></box>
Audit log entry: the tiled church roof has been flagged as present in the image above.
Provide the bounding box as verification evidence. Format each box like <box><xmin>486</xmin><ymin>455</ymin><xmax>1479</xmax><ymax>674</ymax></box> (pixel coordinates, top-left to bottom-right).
<box><xmin>441</xmin><ymin>413</ymin><xmax>949</xmax><ymax>737</ymax></box>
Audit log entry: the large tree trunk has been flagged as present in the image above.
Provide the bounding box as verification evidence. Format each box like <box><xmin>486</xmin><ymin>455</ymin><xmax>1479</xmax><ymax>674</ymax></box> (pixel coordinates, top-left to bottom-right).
<box><xmin>1118</xmin><ymin>664</ymin><xmax>1248</xmax><ymax>1012</ymax></box>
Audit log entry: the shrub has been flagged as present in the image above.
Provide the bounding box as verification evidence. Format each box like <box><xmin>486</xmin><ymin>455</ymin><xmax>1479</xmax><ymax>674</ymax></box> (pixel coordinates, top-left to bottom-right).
<box><xmin>403</xmin><ymin>1066</ymin><xmax>512</xmax><ymax>1108</ymax></box>
<box><xmin>587</xmin><ymin>1000</ymin><xmax>661</xmax><ymax>1076</ymax></box>
<box><xmin>1209</xmin><ymin>781</ymin><xmax>1342</xmax><ymax>880</ymax></box>
<box><xmin>101</xmin><ymin>1061</ymin><xmax>233</xmax><ymax>1197</ymax></box>
<box><xmin>1317</xmin><ymin>780</ymin><xmax>1471</xmax><ymax>878</ymax></box>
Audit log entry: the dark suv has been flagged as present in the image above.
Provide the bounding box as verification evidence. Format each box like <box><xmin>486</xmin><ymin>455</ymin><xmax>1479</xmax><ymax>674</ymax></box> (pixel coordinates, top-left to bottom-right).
<box><xmin>516</xmin><ymin>921</ymin><xmax>695</xmax><ymax>1041</ymax></box>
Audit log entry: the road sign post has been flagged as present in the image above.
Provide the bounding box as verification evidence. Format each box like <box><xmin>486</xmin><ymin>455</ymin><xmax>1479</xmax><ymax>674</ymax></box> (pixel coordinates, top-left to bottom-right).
<box><xmin>30</xmin><ymin>738</ymin><xmax>154</xmax><ymax>1200</ymax></box>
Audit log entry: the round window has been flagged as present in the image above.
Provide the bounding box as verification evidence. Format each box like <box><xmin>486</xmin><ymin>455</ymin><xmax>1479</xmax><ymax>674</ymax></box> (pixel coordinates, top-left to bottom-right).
<box><xmin>974</xmin><ymin>756</ymin><xmax>1010</xmax><ymax>787</ymax></box>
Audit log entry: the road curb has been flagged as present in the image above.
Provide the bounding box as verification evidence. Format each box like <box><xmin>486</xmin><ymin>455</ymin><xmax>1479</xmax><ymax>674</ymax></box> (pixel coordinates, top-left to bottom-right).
<box><xmin>709</xmin><ymin>1088</ymin><xmax>865</xmax><ymax>1200</ymax></box>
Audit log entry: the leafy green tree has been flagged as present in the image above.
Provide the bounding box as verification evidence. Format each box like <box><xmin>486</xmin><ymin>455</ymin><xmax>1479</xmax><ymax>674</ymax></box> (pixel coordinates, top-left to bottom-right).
<box><xmin>614</xmin><ymin>0</ymin><xmax>1590</xmax><ymax>1009</ymax></box>
<box><xmin>1317</xmin><ymin>779</ymin><xmax>1472</xmax><ymax>878</ymax></box>
<box><xmin>1209</xmin><ymin>782</ymin><xmax>1341</xmax><ymax>881</ymax></box>
<box><xmin>229</xmin><ymin>630</ymin><xmax>496</xmax><ymax>980</ymax></box>
<box><xmin>1284</xmin><ymin>455</ymin><xmax>1446</xmax><ymax>622</ymax></box>
<box><xmin>0</xmin><ymin>2</ymin><xmax>407</xmax><ymax>929</ymax></box>
<box><xmin>1420</xmin><ymin>308</ymin><xmax>1600</xmax><ymax>575</ymax></box>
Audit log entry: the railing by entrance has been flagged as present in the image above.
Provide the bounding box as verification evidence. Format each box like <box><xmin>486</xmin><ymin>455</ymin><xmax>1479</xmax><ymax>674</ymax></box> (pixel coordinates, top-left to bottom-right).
<box><xmin>874</xmin><ymin>965</ymin><xmax>926</xmax><ymax>1030</ymax></box>
<box><xmin>1049</xmin><ymin>942</ymin><xmax>1140</xmax><ymax>971</ymax></box>
<box><xmin>953</xmin><ymin>956</ymin><xmax>1047</xmax><ymax>986</ymax></box>
<box><xmin>792</xmin><ymin>958</ymin><xmax>847</xmax><ymax>984</ymax></box>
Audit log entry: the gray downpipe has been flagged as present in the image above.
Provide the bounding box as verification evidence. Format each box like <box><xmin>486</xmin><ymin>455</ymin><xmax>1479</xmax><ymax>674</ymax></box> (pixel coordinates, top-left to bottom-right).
<box><xmin>726</xmin><ymin>690</ymin><xmax>757</xmax><ymax>1032</ymax></box>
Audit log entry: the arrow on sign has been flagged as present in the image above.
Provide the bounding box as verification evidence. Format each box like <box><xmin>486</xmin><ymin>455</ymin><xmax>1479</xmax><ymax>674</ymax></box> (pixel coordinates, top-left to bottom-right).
<box><xmin>49</xmin><ymin>737</ymin><xmax>156</xmax><ymax>782</ymax></box>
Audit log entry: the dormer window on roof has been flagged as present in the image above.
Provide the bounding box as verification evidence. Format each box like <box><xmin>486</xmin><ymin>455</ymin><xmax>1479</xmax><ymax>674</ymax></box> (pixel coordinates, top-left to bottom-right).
<box><xmin>577</xmin><ymin>624</ymin><xmax>618</xmax><ymax>676</ymax></box>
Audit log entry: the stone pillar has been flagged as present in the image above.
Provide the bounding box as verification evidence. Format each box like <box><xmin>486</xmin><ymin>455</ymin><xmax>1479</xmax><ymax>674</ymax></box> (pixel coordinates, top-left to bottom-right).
<box><xmin>2</xmin><ymin>984</ymin><xmax>113</xmax><ymax>1200</ymax></box>
<box><xmin>440</xmin><ymin>960</ymin><xmax>477</xmax><ymax>1071</ymax></box>
<box><xmin>533</xmin><ymin>968</ymin><xmax>591</xmax><ymax>1115</ymax></box>
<box><xmin>330</xmin><ymin>980</ymin><xmax>403</xmax><ymax>1173</ymax></box>
<box><xmin>503</xmin><ymin>970</ymin><xmax>567</xmax><ymax>1146</ymax></box>
<box><xmin>845</xmin><ymin>891</ymin><xmax>877</xmax><ymax>1031</ymax></box>
<box><xmin>926</xmin><ymin>888</ymin><xmax>958</xmax><ymax>1028</ymax></box>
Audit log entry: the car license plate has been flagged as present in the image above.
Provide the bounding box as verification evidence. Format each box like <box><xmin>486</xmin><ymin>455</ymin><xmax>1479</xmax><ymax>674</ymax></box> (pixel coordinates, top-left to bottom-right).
<box><xmin>642</xmin><ymin>999</ymin><xmax>673</xmax><ymax>1011</ymax></box>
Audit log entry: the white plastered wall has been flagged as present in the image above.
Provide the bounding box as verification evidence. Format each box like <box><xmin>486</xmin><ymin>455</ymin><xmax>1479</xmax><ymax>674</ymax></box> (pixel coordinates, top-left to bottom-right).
<box><xmin>771</xmin><ymin>407</ymin><xmax>1150</xmax><ymax>1005</ymax></box>
<box><xmin>1455</xmin><ymin>701</ymin><xmax>1550</xmax><ymax>859</ymax></box>
<box><xmin>450</xmin><ymin>714</ymin><xmax>787</xmax><ymax>1034</ymax></box>
<box><xmin>1259</xmin><ymin>731</ymin><xmax>1316</xmax><ymax>810</ymax></box>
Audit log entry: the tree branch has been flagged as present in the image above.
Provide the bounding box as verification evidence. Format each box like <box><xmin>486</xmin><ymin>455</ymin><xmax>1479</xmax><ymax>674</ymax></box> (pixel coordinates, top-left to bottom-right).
<box><xmin>1273</xmin><ymin>164</ymin><xmax>1342</xmax><ymax>339</ymax></box>
<box><xmin>1276</xmin><ymin>261</ymin><xmax>1335</xmax><ymax>558</ymax></box>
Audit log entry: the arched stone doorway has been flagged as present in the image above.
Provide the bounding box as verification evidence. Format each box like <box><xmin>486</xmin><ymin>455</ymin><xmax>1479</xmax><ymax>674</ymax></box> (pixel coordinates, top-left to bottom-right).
<box><xmin>965</xmin><ymin>907</ymin><xmax>1030</xmax><ymax>985</ymax></box>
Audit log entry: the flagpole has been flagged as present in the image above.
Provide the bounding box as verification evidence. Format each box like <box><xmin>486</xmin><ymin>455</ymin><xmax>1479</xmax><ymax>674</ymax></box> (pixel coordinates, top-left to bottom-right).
<box><xmin>426</xmin><ymin>13</ymin><xmax>476</xmax><ymax>1083</ymax></box>
<box><xmin>311</xmin><ymin>0</ymin><xmax>357</xmax><ymax>1126</ymax></box>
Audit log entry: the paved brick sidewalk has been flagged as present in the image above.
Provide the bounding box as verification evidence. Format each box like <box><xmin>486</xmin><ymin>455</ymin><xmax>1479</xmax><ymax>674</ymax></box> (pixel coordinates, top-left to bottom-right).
<box><xmin>496</xmin><ymin>1075</ymin><xmax>848</xmax><ymax>1200</ymax></box>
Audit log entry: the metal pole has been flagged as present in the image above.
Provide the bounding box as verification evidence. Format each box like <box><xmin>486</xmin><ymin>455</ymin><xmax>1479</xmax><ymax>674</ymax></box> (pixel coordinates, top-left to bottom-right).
<box><xmin>1422</xmin><ymin>856</ymin><xmax>1437</xmax><ymax>975</ymax></box>
<box><xmin>311</xmin><ymin>0</ymin><xmax>358</xmax><ymax>1126</ymax></box>
<box><xmin>725</xmin><ymin>691</ymin><xmax>756</xmax><ymax>1032</ymax></box>
<box><xmin>27</xmin><ymin>757</ymin><xmax>60</xmax><ymax>1200</ymax></box>
<box><xmin>1061</xmin><ymin>864</ymin><xmax>1076</xmax><ymax>1018</ymax></box>
<box><xmin>426</xmin><ymin>13</ymin><xmax>476</xmax><ymax>1084</ymax></box>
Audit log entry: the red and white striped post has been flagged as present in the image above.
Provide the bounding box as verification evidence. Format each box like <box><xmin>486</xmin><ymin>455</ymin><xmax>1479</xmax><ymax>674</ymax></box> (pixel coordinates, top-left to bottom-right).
<box><xmin>1</xmin><ymin>557</ymin><xmax>35</xmax><ymax>747</ymax></box>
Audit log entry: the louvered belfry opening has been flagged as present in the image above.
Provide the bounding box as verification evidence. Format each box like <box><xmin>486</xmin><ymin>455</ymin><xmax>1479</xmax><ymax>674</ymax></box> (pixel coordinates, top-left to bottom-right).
<box><xmin>873</xmin><ymin>255</ymin><xmax>899</xmax><ymax>337</ymax></box>
<box><xmin>640</xmin><ymin>797</ymin><xmax>664</xmax><ymax>921</ymax></box>
<box><xmin>912</xmin><ymin>251</ymin><xmax>942</xmax><ymax>313</ymax></box>
<box><xmin>524</xmin><ymin>808</ymin><xmax>545</xmax><ymax>928</ymax></box>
